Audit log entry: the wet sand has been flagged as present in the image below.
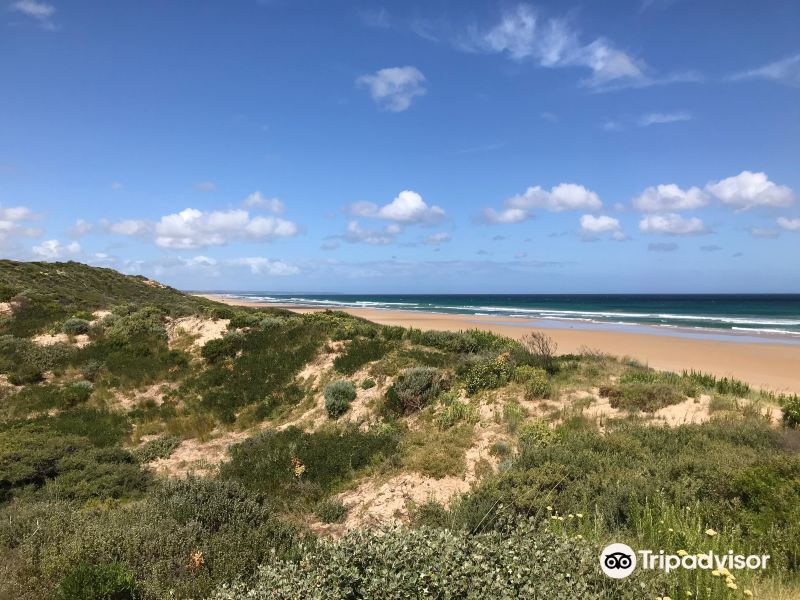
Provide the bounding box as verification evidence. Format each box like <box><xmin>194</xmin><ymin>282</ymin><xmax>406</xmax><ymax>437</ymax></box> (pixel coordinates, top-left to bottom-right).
<box><xmin>197</xmin><ymin>294</ymin><xmax>800</xmax><ymax>394</ymax></box>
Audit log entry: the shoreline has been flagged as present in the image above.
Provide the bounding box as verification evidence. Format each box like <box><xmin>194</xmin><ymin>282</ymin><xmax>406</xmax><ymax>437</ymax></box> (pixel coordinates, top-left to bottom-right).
<box><xmin>197</xmin><ymin>294</ymin><xmax>800</xmax><ymax>394</ymax></box>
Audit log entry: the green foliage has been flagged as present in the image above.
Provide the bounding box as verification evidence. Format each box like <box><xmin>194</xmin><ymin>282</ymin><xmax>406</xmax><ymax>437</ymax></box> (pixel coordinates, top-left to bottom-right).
<box><xmin>220</xmin><ymin>426</ymin><xmax>399</xmax><ymax>504</ymax></box>
<box><xmin>333</xmin><ymin>338</ymin><xmax>388</xmax><ymax>375</ymax></box>
<box><xmin>323</xmin><ymin>380</ymin><xmax>356</xmax><ymax>418</ymax></box>
<box><xmin>193</xmin><ymin>319</ymin><xmax>323</xmax><ymax>422</ymax></box>
<box><xmin>782</xmin><ymin>394</ymin><xmax>800</xmax><ymax>429</ymax></box>
<box><xmin>517</xmin><ymin>419</ymin><xmax>558</xmax><ymax>453</ymax></box>
<box><xmin>405</xmin><ymin>327</ymin><xmax>516</xmax><ymax>354</ymax></box>
<box><xmin>58</xmin><ymin>562</ymin><xmax>137</xmax><ymax>600</ymax></box>
<box><xmin>209</xmin><ymin>521</ymin><xmax>657</xmax><ymax>599</ymax></box>
<box><xmin>385</xmin><ymin>367</ymin><xmax>447</xmax><ymax>416</ymax></box>
<box><xmin>62</xmin><ymin>317</ymin><xmax>91</xmax><ymax>336</ymax></box>
<box><xmin>434</xmin><ymin>396</ymin><xmax>478</xmax><ymax>430</ymax></box>
<box><xmin>517</xmin><ymin>366</ymin><xmax>551</xmax><ymax>400</ymax></box>
<box><xmin>503</xmin><ymin>400</ymin><xmax>527</xmax><ymax>433</ymax></box>
<box><xmin>133</xmin><ymin>436</ymin><xmax>181</xmax><ymax>463</ymax></box>
<box><xmin>464</xmin><ymin>358</ymin><xmax>511</xmax><ymax>394</ymax></box>
<box><xmin>314</xmin><ymin>497</ymin><xmax>348</xmax><ymax>524</ymax></box>
<box><xmin>1</xmin><ymin>381</ymin><xmax>92</xmax><ymax>419</ymax></box>
<box><xmin>7</xmin><ymin>364</ymin><xmax>44</xmax><ymax>385</ymax></box>
<box><xmin>0</xmin><ymin>478</ymin><xmax>302</xmax><ymax>599</ymax></box>
<box><xmin>361</xmin><ymin>378</ymin><xmax>376</xmax><ymax>389</ymax></box>
<box><xmin>599</xmin><ymin>382</ymin><xmax>685</xmax><ymax>412</ymax></box>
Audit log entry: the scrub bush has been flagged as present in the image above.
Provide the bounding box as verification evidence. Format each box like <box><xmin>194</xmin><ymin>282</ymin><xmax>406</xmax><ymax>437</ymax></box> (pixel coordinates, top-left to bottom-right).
<box><xmin>62</xmin><ymin>317</ymin><xmax>91</xmax><ymax>336</ymax></box>
<box><xmin>324</xmin><ymin>380</ymin><xmax>356</xmax><ymax>418</ymax></box>
<box><xmin>385</xmin><ymin>367</ymin><xmax>446</xmax><ymax>415</ymax></box>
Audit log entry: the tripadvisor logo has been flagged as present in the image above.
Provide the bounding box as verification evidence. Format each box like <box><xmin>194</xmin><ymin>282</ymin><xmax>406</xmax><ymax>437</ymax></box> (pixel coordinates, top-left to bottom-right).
<box><xmin>600</xmin><ymin>544</ymin><xmax>770</xmax><ymax>579</ymax></box>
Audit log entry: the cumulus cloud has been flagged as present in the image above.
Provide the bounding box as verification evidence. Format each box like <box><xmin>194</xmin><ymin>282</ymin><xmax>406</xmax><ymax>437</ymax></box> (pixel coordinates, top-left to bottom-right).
<box><xmin>0</xmin><ymin>205</ymin><xmax>39</xmax><ymax>244</ymax></box>
<box><xmin>343</xmin><ymin>221</ymin><xmax>394</xmax><ymax>245</ymax></box>
<box><xmin>243</xmin><ymin>191</ymin><xmax>285</xmax><ymax>213</ymax></box>
<box><xmin>705</xmin><ymin>171</ymin><xmax>795</xmax><ymax>210</ymax></box>
<box><xmin>348</xmin><ymin>191</ymin><xmax>445</xmax><ymax>226</ymax></box>
<box><xmin>108</xmin><ymin>219</ymin><xmax>150</xmax><ymax>236</ymax></box>
<box><xmin>32</xmin><ymin>239</ymin><xmax>81</xmax><ymax>260</ymax></box>
<box><xmin>729</xmin><ymin>54</ymin><xmax>800</xmax><ymax>88</ymax></box>
<box><xmin>423</xmin><ymin>231</ymin><xmax>451</xmax><ymax>246</ymax></box>
<box><xmin>777</xmin><ymin>217</ymin><xmax>800</xmax><ymax>232</ymax></box>
<box><xmin>69</xmin><ymin>219</ymin><xmax>93</xmax><ymax>237</ymax></box>
<box><xmin>579</xmin><ymin>214</ymin><xmax>626</xmax><ymax>240</ymax></box>
<box><xmin>632</xmin><ymin>184</ymin><xmax>709</xmax><ymax>212</ymax></box>
<box><xmin>356</xmin><ymin>66</ymin><xmax>426</xmax><ymax>112</ymax></box>
<box><xmin>229</xmin><ymin>257</ymin><xmax>299</xmax><ymax>275</ymax></box>
<box><xmin>637</xmin><ymin>111</ymin><xmax>692</xmax><ymax>126</ymax></box>
<box><xmin>480</xmin><ymin>183</ymin><xmax>602</xmax><ymax>224</ymax></box>
<box><xmin>639</xmin><ymin>213</ymin><xmax>706</xmax><ymax>235</ymax></box>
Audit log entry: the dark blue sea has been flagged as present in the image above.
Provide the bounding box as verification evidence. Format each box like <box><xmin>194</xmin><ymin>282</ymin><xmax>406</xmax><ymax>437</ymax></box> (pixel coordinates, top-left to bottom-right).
<box><xmin>218</xmin><ymin>293</ymin><xmax>800</xmax><ymax>340</ymax></box>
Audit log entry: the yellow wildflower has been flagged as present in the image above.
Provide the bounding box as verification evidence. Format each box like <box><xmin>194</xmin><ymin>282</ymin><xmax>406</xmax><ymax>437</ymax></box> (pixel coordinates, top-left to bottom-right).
<box><xmin>677</xmin><ymin>550</ymin><xmax>688</xmax><ymax>557</ymax></box>
<box><xmin>576</xmin><ymin>513</ymin><xmax>583</xmax><ymax>518</ymax></box>
<box><xmin>711</xmin><ymin>570</ymin><xmax>721</xmax><ymax>577</ymax></box>
<box><xmin>726</xmin><ymin>582</ymin><xmax>738</xmax><ymax>590</ymax></box>
<box><xmin>546</xmin><ymin>506</ymin><xmax>553</xmax><ymax>511</ymax></box>
<box><xmin>743</xmin><ymin>591</ymin><xmax>753</xmax><ymax>598</ymax></box>
<box><xmin>705</xmin><ymin>528</ymin><xmax>718</xmax><ymax>537</ymax></box>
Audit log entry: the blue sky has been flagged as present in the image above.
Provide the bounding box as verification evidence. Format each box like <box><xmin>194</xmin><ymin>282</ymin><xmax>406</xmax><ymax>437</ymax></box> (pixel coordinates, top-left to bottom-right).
<box><xmin>1</xmin><ymin>0</ymin><xmax>799</xmax><ymax>293</ymax></box>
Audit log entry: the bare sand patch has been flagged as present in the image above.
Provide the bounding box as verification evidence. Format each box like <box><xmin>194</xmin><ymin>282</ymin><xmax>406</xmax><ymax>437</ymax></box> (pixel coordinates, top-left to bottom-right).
<box><xmin>32</xmin><ymin>332</ymin><xmax>90</xmax><ymax>348</ymax></box>
<box><xmin>166</xmin><ymin>316</ymin><xmax>229</xmax><ymax>350</ymax></box>
<box><xmin>148</xmin><ymin>428</ymin><xmax>252</xmax><ymax>478</ymax></box>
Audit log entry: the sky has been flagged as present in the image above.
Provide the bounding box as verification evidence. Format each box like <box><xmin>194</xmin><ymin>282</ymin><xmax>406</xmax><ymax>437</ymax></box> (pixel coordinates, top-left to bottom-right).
<box><xmin>1</xmin><ymin>0</ymin><xmax>799</xmax><ymax>293</ymax></box>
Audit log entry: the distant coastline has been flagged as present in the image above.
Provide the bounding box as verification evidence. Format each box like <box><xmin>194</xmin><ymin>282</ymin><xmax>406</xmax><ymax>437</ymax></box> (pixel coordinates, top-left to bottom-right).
<box><xmin>197</xmin><ymin>293</ymin><xmax>800</xmax><ymax>394</ymax></box>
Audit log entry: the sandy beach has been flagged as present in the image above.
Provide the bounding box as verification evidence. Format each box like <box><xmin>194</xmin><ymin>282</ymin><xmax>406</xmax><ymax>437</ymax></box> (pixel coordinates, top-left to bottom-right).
<box><xmin>198</xmin><ymin>294</ymin><xmax>800</xmax><ymax>394</ymax></box>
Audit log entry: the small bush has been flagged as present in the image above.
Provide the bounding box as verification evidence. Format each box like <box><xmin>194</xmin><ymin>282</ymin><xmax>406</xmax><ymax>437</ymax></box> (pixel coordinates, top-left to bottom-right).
<box><xmin>80</xmin><ymin>359</ymin><xmax>105</xmax><ymax>381</ymax></box>
<box><xmin>464</xmin><ymin>358</ymin><xmax>511</xmax><ymax>394</ymax></box>
<box><xmin>517</xmin><ymin>419</ymin><xmax>557</xmax><ymax>453</ymax></box>
<box><xmin>314</xmin><ymin>498</ymin><xmax>348</xmax><ymax>523</ymax></box>
<box><xmin>435</xmin><ymin>398</ymin><xmax>478</xmax><ymax>430</ymax></box>
<box><xmin>783</xmin><ymin>394</ymin><xmax>800</xmax><ymax>429</ymax></box>
<box><xmin>603</xmin><ymin>382</ymin><xmax>685</xmax><ymax>412</ymax></box>
<box><xmin>324</xmin><ymin>380</ymin><xmax>356</xmax><ymax>418</ymax></box>
<box><xmin>133</xmin><ymin>436</ymin><xmax>181</xmax><ymax>463</ymax></box>
<box><xmin>387</xmin><ymin>367</ymin><xmax>447</xmax><ymax>415</ymax></box>
<box><xmin>58</xmin><ymin>562</ymin><xmax>137</xmax><ymax>600</ymax></box>
<box><xmin>361</xmin><ymin>378</ymin><xmax>376</xmax><ymax>390</ymax></box>
<box><xmin>333</xmin><ymin>338</ymin><xmax>387</xmax><ymax>375</ymax></box>
<box><xmin>8</xmin><ymin>363</ymin><xmax>44</xmax><ymax>385</ymax></box>
<box><xmin>503</xmin><ymin>401</ymin><xmax>527</xmax><ymax>433</ymax></box>
<box><xmin>62</xmin><ymin>317</ymin><xmax>91</xmax><ymax>336</ymax></box>
<box><xmin>518</xmin><ymin>366</ymin><xmax>551</xmax><ymax>400</ymax></box>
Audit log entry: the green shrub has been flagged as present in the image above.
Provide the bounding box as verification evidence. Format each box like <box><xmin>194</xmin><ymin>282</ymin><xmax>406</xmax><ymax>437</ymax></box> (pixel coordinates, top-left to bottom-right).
<box><xmin>361</xmin><ymin>378</ymin><xmax>376</xmax><ymax>390</ymax></box>
<box><xmin>314</xmin><ymin>498</ymin><xmax>348</xmax><ymax>523</ymax></box>
<box><xmin>220</xmin><ymin>426</ymin><xmax>399</xmax><ymax>504</ymax></box>
<box><xmin>8</xmin><ymin>364</ymin><xmax>44</xmax><ymax>385</ymax></box>
<box><xmin>58</xmin><ymin>562</ymin><xmax>137</xmax><ymax>600</ymax></box>
<box><xmin>782</xmin><ymin>394</ymin><xmax>800</xmax><ymax>429</ymax></box>
<box><xmin>62</xmin><ymin>317</ymin><xmax>91</xmax><ymax>336</ymax></box>
<box><xmin>209</xmin><ymin>522</ymin><xmax>656</xmax><ymax>599</ymax></box>
<box><xmin>324</xmin><ymin>380</ymin><xmax>356</xmax><ymax>418</ymax></box>
<box><xmin>386</xmin><ymin>367</ymin><xmax>447</xmax><ymax>415</ymax></box>
<box><xmin>133</xmin><ymin>436</ymin><xmax>181</xmax><ymax>463</ymax></box>
<box><xmin>464</xmin><ymin>358</ymin><xmax>511</xmax><ymax>394</ymax></box>
<box><xmin>601</xmin><ymin>382</ymin><xmax>685</xmax><ymax>412</ymax></box>
<box><xmin>81</xmin><ymin>359</ymin><xmax>105</xmax><ymax>381</ymax></box>
<box><xmin>333</xmin><ymin>338</ymin><xmax>387</xmax><ymax>375</ymax></box>
<box><xmin>517</xmin><ymin>419</ymin><xmax>557</xmax><ymax>453</ymax></box>
<box><xmin>503</xmin><ymin>400</ymin><xmax>527</xmax><ymax>433</ymax></box>
<box><xmin>515</xmin><ymin>366</ymin><xmax>551</xmax><ymax>399</ymax></box>
<box><xmin>434</xmin><ymin>397</ymin><xmax>478</xmax><ymax>430</ymax></box>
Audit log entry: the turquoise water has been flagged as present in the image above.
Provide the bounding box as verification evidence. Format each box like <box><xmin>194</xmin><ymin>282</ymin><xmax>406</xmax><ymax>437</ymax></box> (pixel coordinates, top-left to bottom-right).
<box><xmin>218</xmin><ymin>293</ymin><xmax>800</xmax><ymax>340</ymax></box>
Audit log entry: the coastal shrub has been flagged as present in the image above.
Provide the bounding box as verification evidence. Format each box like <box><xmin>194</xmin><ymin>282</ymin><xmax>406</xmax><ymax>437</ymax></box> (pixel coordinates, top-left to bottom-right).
<box><xmin>208</xmin><ymin>522</ymin><xmax>657</xmax><ymax>600</ymax></box>
<box><xmin>314</xmin><ymin>497</ymin><xmax>347</xmax><ymax>523</ymax></box>
<box><xmin>406</xmin><ymin>328</ymin><xmax>515</xmax><ymax>354</ymax></box>
<box><xmin>58</xmin><ymin>563</ymin><xmax>137</xmax><ymax>600</ymax></box>
<box><xmin>193</xmin><ymin>320</ymin><xmax>323</xmax><ymax>422</ymax></box>
<box><xmin>515</xmin><ymin>365</ymin><xmax>551</xmax><ymax>399</ymax></box>
<box><xmin>434</xmin><ymin>396</ymin><xmax>478</xmax><ymax>430</ymax></box>
<box><xmin>503</xmin><ymin>400</ymin><xmax>527</xmax><ymax>433</ymax></box>
<box><xmin>386</xmin><ymin>367</ymin><xmax>447</xmax><ymax>415</ymax></box>
<box><xmin>2</xmin><ymin>381</ymin><xmax>93</xmax><ymax>419</ymax></box>
<box><xmin>333</xmin><ymin>337</ymin><xmax>387</xmax><ymax>375</ymax></box>
<box><xmin>464</xmin><ymin>358</ymin><xmax>511</xmax><ymax>394</ymax></box>
<box><xmin>519</xmin><ymin>331</ymin><xmax>558</xmax><ymax>371</ymax></box>
<box><xmin>361</xmin><ymin>378</ymin><xmax>376</xmax><ymax>389</ymax></box>
<box><xmin>7</xmin><ymin>364</ymin><xmax>44</xmax><ymax>385</ymax></box>
<box><xmin>517</xmin><ymin>420</ymin><xmax>558</xmax><ymax>453</ymax></box>
<box><xmin>62</xmin><ymin>317</ymin><xmax>91</xmax><ymax>336</ymax></box>
<box><xmin>782</xmin><ymin>394</ymin><xmax>800</xmax><ymax>429</ymax></box>
<box><xmin>80</xmin><ymin>359</ymin><xmax>104</xmax><ymax>382</ymax></box>
<box><xmin>324</xmin><ymin>380</ymin><xmax>356</xmax><ymax>418</ymax></box>
<box><xmin>133</xmin><ymin>436</ymin><xmax>181</xmax><ymax>463</ymax></box>
<box><xmin>600</xmin><ymin>382</ymin><xmax>684</xmax><ymax>412</ymax></box>
<box><xmin>220</xmin><ymin>426</ymin><xmax>399</xmax><ymax>503</ymax></box>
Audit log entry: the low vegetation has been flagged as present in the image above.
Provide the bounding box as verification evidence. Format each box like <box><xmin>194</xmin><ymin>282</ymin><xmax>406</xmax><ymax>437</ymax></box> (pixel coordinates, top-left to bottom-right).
<box><xmin>0</xmin><ymin>260</ymin><xmax>798</xmax><ymax>599</ymax></box>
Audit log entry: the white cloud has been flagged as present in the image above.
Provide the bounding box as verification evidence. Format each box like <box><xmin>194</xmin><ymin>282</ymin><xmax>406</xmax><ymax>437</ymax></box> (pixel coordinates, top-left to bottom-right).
<box><xmin>356</xmin><ymin>66</ymin><xmax>426</xmax><ymax>112</ymax></box>
<box><xmin>154</xmin><ymin>208</ymin><xmax>298</xmax><ymax>249</ymax></box>
<box><xmin>632</xmin><ymin>184</ymin><xmax>709</xmax><ymax>212</ymax></box>
<box><xmin>423</xmin><ymin>231</ymin><xmax>451</xmax><ymax>245</ymax></box>
<box><xmin>481</xmin><ymin>182</ymin><xmax>601</xmax><ymax>224</ymax></box>
<box><xmin>639</xmin><ymin>213</ymin><xmax>706</xmax><ymax>235</ymax></box>
<box><xmin>477</xmin><ymin>5</ymin><xmax>644</xmax><ymax>87</ymax></box>
<box><xmin>11</xmin><ymin>0</ymin><xmax>54</xmax><ymax>20</ymax></box>
<box><xmin>32</xmin><ymin>239</ymin><xmax>81</xmax><ymax>260</ymax></box>
<box><xmin>729</xmin><ymin>54</ymin><xmax>800</xmax><ymax>88</ymax></box>
<box><xmin>109</xmin><ymin>219</ymin><xmax>150</xmax><ymax>236</ymax></box>
<box><xmin>637</xmin><ymin>111</ymin><xmax>692</xmax><ymax>126</ymax></box>
<box><xmin>777</xmin><ymin>217</ymin><xmax>800</xmax><ymax>232</ymax></box>
<box><xmin>579</xmin><ymin>214</ymin><xmax>626</xmax><ymax>240</ymax></box>
<box><xmin>348</xmin><ymin>191</ymin><xmax>446</xmax><ymax>225</ymax></box>
<box><xmin>705</xmin><ymin>171</ymin><xmax>795</xmax><ymax>210</ymax></box>
<box><xmin>229</xmin><ymin>257</ymin><xmax>299</xmax><ymax>275</ymax></box>
<box><xmin>750</xmin><ymin>227</ymin><xmax>780</xmax><ymax>239</ymax></box>
<box><xmin>243</xmin><ymin>191</ymin><xmax>285</xmax><ymax>213</ymax></box>
<box><xmin>344</xmin><ymin>220</ymin><xmax>394</xmax><ymax>245</ymax></box>
<box><xmin>193</xmin><ymin>181</ymin><xmax>217</xmax><ymax>192</ymax></box>
<box><xmin>0</xmin><ymin>204</ymin><xmax>39</xmax><ymax>244</ymax></box>
<box><xmin>69</xmin><ymin>219</ymin><xmax>93</xmax><ymax>237</ymax></box>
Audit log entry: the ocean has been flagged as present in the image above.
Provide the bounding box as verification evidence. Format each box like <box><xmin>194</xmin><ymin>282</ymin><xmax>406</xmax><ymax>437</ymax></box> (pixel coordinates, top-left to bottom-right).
<box><xmin>218</xmin><ymin>293</ymin><xmax>800</xmax><ymax>340</ymax></box>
